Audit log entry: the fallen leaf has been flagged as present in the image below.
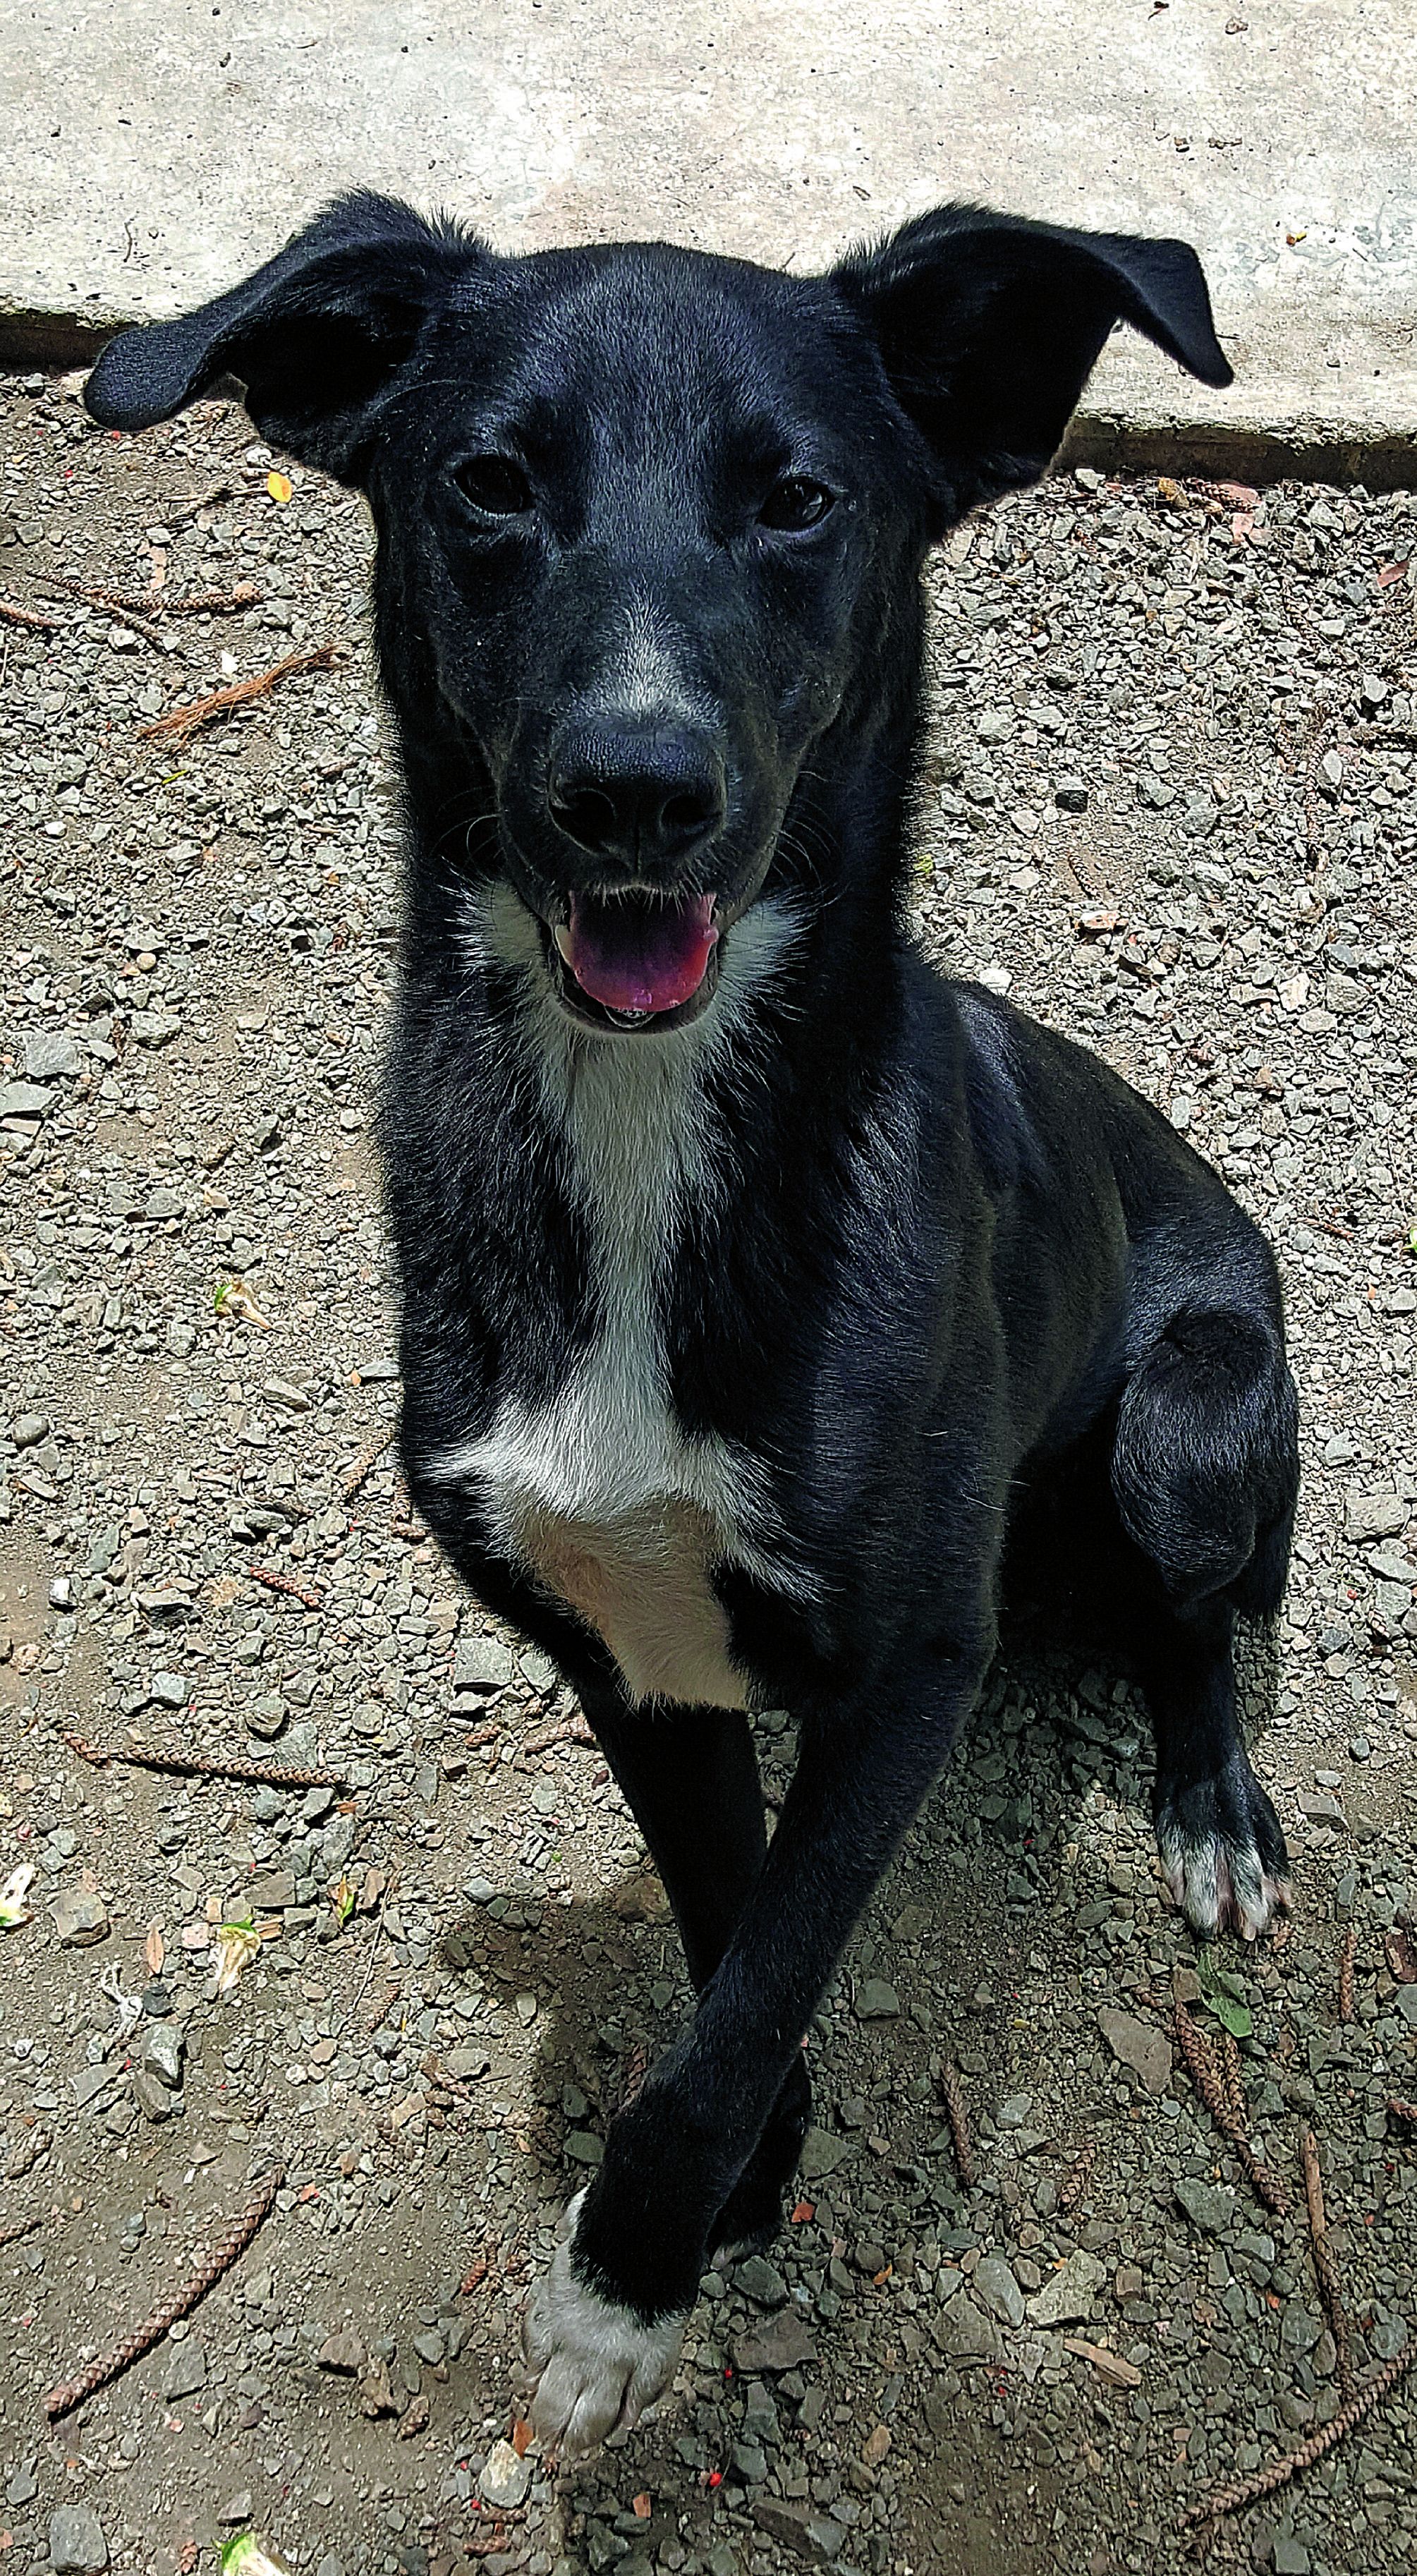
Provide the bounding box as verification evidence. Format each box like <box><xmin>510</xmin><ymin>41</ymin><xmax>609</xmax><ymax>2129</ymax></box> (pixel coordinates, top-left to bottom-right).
<box><xmin>1286</xmin><ymin>229</ymin><xmax>1307</xmax><ymax>246</ymax></box>
<box><xmin>212</xmin><ymin>1915</ymin><xmax>262</xmax><ymax>1995</ymax></box>
<box><xmin>511</xmin><ymin>2417</ymin><xmax>533</xmax><ymax>2459</ymax></box>
<box><xmin>220</xmin><ymin>2540</ymin><xmax>291</xmax><ymax>2576</ymax></box>
<box><xmin>214</xmin><ymin>1276</ymin><xmax>272</xmax><ymax>1330</ymax></box>
<box><xmin>265</xmin><ymin>471</ymin><xmax>293</xmax><ymax>505</ymax></box>
<box><xmin>790</xmin><ymin>2200</ymin><xmax>815</xmax><ymax>2223</ymax></box>
<box><xmin>145</xmin><ymin>1921</ymin><xmax>166</xmax><ymax>1976</ymax></box>
<box><xmin>1062</xmin><ymin>2335</ymin><xmax>1143</xmax><ymax>2388</ymax></box>
<box><xmin>0</xmin><ymin>1863</ymin><xmax>35</xmax><ymax>1928</ymax></box>
<box><xmin>329</xmin><ymin>1874</ymin><xmax>356</xmax><ymax>1928</ymax></box>
<box><xmin>1378</xmin><ymin>560</ymin><xmax>1411</xmax><ymax>588</ymax></box>
<box><xmin>1156</xmin><ymin>475</ymin><xmax>1186</xmax><ymax>506</ymax></box>
<box><xmin>1196</xmin><ymin>1947</ymin><xmax>1253</xmax><ymax>2039</ymax></box>
<box><xmin>631</xmin><ymin>2492</ymin><xmax>652</xmax><ymax>2519</ymax></box>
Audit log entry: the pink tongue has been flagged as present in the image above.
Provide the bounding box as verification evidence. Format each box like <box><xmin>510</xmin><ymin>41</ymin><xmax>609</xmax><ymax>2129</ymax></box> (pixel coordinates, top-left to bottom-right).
<box><xmin>565</xmin><ymin>892</ymin><xmax>717</xmax><ymax>1014</ymax></box>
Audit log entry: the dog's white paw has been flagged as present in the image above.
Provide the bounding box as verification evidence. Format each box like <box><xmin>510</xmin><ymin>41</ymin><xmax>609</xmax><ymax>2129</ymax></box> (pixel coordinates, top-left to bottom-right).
<box><xmin>1157</xmin><ymin>1820</ymin><xmax>1291</xmax><ymax>1943</ymax></box>
<box><xmin>521</xmin><ymin>2192</ymin><xmax>686</xmax><ymax>2457</ymax></box>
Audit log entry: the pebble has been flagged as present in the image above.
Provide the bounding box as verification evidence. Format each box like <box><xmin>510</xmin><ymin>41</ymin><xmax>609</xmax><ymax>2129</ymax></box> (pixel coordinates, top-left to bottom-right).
<box><xmin>734</xmin><ymin>2255</ymin><xmax>788</xmax><ymax>2309</ymax></box>
<box><xmin>1097</xmin><ymin>2005</ymin><xmax>1173</xmax><ymax>2094</ymax></box>
<box><xmin>49</xmin><ymin>2506</ymin><xmax>108</xmax><ymax>2574</ymax></box>
<box><xmin>973</xmin><ymin>2253</ymin><xmax>1026</xmax><ymax>2328</ymax></box>
<box><xmin>478</xmin><ymin>2438</ymin><xmax>532</xmax><ymax>2510</ymax></box>
<box><xmin>162</xmin><ymin>2341</ymin><xmax>208</xmax><ymax>2400</ymax></box>
<box><xmin>1175</xmin><ymin>2177</ymin><xmax>1237</xmax><ymax>2237</ymax></box>
<box><xmin>853</xmin><ymin>1979</ymin><xmax>899</xmax><ymax>2019</ymax></box>
<box><xmin>51</xmin><ymin>1892</ymin><xmax>108</xmax><ymax>1948</ymax></box>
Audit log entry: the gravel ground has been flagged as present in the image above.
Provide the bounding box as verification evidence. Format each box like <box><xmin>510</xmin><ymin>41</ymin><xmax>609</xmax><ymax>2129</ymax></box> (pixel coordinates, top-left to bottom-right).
<box><xmin>1</xmin><ymin>370</ymin><xmax>1416</xmax><ymax>2576</ymax></box>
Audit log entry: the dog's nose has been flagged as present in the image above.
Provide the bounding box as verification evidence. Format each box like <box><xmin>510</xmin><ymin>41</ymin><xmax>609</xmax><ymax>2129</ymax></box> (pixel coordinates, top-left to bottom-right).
<box><xmin>547</xmin><ymin>724</ymin><xmax>726</xmax><ymax>868</ymax></box>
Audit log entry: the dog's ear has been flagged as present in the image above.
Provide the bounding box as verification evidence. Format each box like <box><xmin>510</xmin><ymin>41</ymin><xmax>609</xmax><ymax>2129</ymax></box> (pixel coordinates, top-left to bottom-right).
<box><xmin>85</xmin><ymin>193</ymin><xmax>485</xmax><ymax>480</ymax></box>
<box><xmin>833</xmin><ymin>203</ymin><xmax>1231</xmax><ymax>521</ymax></box>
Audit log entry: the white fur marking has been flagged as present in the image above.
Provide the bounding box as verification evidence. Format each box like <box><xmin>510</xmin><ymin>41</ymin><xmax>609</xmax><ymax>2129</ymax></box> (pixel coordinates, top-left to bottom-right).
<box><xmin>432</xmin><ymin>881</ymin><xmax>812</xmax><ymax>1703</ymax></box>
<box><xmin>523</xmin><ymin>2190</ymin><xmax>685</xmax><ymax>2456</ymax></box>
<box><xmin>1158</xmin><ymin>1821</ymin><xmax>1291</xmax><ymax>1943</ymax></box>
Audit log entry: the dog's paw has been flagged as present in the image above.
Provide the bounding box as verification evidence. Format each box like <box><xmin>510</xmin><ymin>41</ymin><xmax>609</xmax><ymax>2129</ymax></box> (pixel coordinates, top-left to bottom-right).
<box><xmin>521</xmin><ymin>2192</ymin><xmax>686</xmax><ymax>2458</ymax></box>
<box><xmin>1156</xmin><ymin>1758</ymin><xmax>1291</xmax><ymax>1943</ymax></box>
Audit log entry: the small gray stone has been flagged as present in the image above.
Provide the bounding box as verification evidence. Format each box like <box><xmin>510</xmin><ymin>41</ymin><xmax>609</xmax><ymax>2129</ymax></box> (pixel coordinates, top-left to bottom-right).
<box><xmin>855</xmin><ymin>1979</ymin><xmax>899</xmax><ymax>2019</ymax></box>
<box><xmin>163</xmin><ymin>2340</ymin><xmax>207</xmax><ymax>2400</ymax></box>
<box><xmin>453</xmin><ymin>1634</ymin><xmax>515</xmax><ymax>1693</ymax></box>
<box><xmin>51</xmin><ymin>1892</ymin><xmax>108</xmax><ymax>1948</ymax></box>
<box><xmin>1097</xmin><ymin>2005</ymin><xmax>1173</xmax><ymax>2096</ymax></box>
<box><xmin>0</xmin><ymin>1080</ymin><xmax>54</xmax><ymax>1119</ymax></box>
<box><xmin>245</xmin><ymin>1870</ymin><xmax>296</xmax><ymax>1911</ymax></box>
<box><xmin>148</xmin><ymin>1670</ymin><xmax>190</xmax><ymax>1709</ymax></box>
<box><xmin>478</xmin><ymin>2438</ymin><xmax>531</xmax><ymax>2510</ymax></box>
<box><xmin>564</xmin><ymin>2129</ymin><xmax>604</xmax><ymax>2166</ymax></box>
<box><xmin>1054</xmin><ymin>777</ymin><xmax>1088</xmax><ymax>811</ymax></box>
<box><xmin>11</xmin><ymin>1411</ymin><xmax>51</xmax><ymax>1448</ymax></box>
<box><xmin>131</xmin><ymin>2068</ymin><xmax>179</xmax><ymax>2124</ymax></box>
<box><xmin>20</xmin><ymin>1031</ymin><xmax>80</xmax><ymax>1080</ymax></box>
<box><xmin>798</xmin><ymin>2125</ymin><xmax>856</xmax><ymax>2181</ymax></box>
<box><xmin>1344</xmin><ymin>1490</ymin><xmax>1408</xmax><ymax>1543</ymax></box>
<box><xmin>142</xmin><ymin>2022</ymin><xmax>185</xmax><ymax>2089</ymax></box>
<box><xmin>1026</xmin><ymin>2247</ymin><xmax>1106</xmax><ymax>2327</ymax></box>
<box><xmin>317</xmin><ymin>2328</ymin><xmax>367</xmax><ymax>2374</ymax></box>
<box><xmin>217</xmin><ymin>2493</ymin><xmax>253</xmax><ymax>2527</ymax></box>
<box><xmin>49</xmin><ymin>2504</ymin><xmax>108</xmax><ymax>2573</ymax></box>
<box><xmin>974</xmin><ymin>2254</ymin><xmax>1026</xmax><ymax>2328</ymax></box>
<box><xmin>932</xmin><ymin>2289</ymin><xmax>1004</xmax><ymax>2363</ymax></box>
<box><xmin>735</xmin><ymin>2254</ymin><xmax>788</xmax><ymax>2308</ymax></box>
<box><xmin>165</xmin><ymin>1320</ymin><xmax>198</xmax><ymax>1359</ymax></box>
<box><xmin>1175</xmin><ymin>2176</ymin><xmax>1236</xmax><ymax>2236</ymax></box>
<box><xmin>1272</xmin><ymin>2540</ymin><xmax>1311</xmax><ymax>2576</ymax></box>
<box><xmin>445</xmin><ymin>2046</ymin><xmax>490</xmax><ymax>2079</ymax></box>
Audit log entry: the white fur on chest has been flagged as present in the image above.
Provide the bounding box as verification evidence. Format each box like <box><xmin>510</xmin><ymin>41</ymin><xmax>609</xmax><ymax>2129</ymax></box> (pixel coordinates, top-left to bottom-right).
<box><xmin>430</xmin><ymin>888</ymin><xmax>804</xmax><ymax>1708</ymax></box>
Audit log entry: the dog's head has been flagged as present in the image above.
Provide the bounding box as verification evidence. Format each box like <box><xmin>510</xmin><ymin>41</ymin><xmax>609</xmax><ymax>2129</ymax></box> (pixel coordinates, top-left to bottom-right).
<box><xmin>87</xmin><ymin>195</ymin><xmax>1228</xmax><ymax>1035</ymax></box>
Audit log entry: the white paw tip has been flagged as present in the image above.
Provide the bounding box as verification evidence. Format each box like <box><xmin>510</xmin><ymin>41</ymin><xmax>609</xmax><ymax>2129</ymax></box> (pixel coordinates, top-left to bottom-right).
<box><xmin>522</xmin><ymin>2200</ymin><xmax>686</xmax><ymax>2460</ymax></box>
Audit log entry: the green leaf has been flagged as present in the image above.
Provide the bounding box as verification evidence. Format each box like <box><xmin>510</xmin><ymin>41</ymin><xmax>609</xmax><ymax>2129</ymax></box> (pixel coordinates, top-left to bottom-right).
<box><xmin>1196</xmin><ymin>1946</ymin><xmax>1253</xmax><ymax>2039</ymax></box>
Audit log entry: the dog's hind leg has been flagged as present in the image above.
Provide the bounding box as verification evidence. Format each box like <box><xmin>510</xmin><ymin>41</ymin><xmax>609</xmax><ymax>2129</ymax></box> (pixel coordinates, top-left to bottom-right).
<box><xmin>1111</xmin><ymin>1306</ymin><xmax>1298</xmax><ymax>1941</ymax></box>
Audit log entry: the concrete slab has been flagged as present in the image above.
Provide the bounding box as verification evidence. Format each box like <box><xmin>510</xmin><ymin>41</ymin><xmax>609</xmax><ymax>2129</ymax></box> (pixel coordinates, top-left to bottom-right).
<box><xmin>4</xmin><ymin>0</ymin><xmax>1414</xmax><ymax>480</ymax></box>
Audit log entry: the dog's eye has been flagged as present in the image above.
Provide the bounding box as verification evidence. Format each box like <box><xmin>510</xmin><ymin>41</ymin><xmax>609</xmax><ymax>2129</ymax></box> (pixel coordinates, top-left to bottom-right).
<box><xmin>453</xmin><ymin>455</ymin><xmax>535</xmax><ymax>518</ymax></box>
<box><xmin>758</xmin><ymin>477</ymin><xmax>835</xmax><ymax>533</ymax></box>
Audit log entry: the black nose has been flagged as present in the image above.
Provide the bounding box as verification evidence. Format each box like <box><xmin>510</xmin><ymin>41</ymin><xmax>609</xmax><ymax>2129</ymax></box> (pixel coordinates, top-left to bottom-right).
<box><xmin>547</xmin><ymin>723</ymin><xmax>726</xmax><ymax>868</ymax></box>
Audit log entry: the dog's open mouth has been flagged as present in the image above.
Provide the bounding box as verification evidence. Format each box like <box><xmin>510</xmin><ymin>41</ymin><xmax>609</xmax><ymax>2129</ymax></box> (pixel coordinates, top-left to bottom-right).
<box><xmin>549</xmin><ymin>891</ymin><xmax>720</xmax><ymax>1033</ymax></box>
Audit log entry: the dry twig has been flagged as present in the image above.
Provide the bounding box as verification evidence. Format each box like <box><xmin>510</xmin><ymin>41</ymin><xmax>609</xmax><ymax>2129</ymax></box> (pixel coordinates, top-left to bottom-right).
<box><xmin>1339</xmin><ymin>1918</ymin><xmax>1358</xmax><ymax>2024</ymax></box>
<box><xmin>138</xmin><ymin>640</ymin><xmax>340</xmax><ymax>742</ymax></box>
<box><xmin>939</xmin><ymin>2062</ymin><xmax>975</xmax><ymax>2189</ymax></box>
<box><xmin>1300</xmin><ymin>2126</ymin><xmax>1357</xmax><ymax>2398</ymax></box>
<box><xmin>247</xmin><ymin>1562</ymin><xmax>324</xmax><ymax>1611</ymax></box>
<box><xmin>1221</xmin><ymin>2030</ymin><xmax>1248</xmax><ymax>2133</ymax></box>
<box><xmin>58</xmin><ymin>1726</ymin><xmax>344</xmax><ymax>1791</ymax></box>
<box><xmin>43</xmin><ymin>2162</ymin><xmax>285</xmax><ymax>2419</ymax></box>
<box><xmin>1057</xmin><ymin>2141</ymin><xmax>1097</xmax><ymax>2216</ymax></box>
<box><xmin>0</xmin><ymin>595</ymin><xmax>61</xmax><ymax>632</ymax></box>
<box><xmin>1173</xmin><ymin>2003</ymin><xmax>1288</xmax><ymax>2216</ymax></box>
<box><xmin>518</xmin><ymin>1711</ymin><xmax>594</xmax><ymax>1762</ymax></box>
<box><xmin>341</xmin><ymin>1430</ymin><xmax>391</xmax><ymax>1505</ymax></box>
<box><xmin>1181</xmin><ymin>2340</ymin><xmax>1417</xmax><ymax>2529</ymax></box>
<box><xmin>42</xmin><ymin>575</ymin><xmax>262</xmax><ymax>618</ymax></box>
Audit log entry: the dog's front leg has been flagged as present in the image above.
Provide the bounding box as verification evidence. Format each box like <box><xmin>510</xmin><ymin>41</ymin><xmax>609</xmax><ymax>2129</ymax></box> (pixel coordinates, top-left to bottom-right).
<box><xmin>523</xmin><ymin>1634</ymin><xmax>992</xmax><ymax>2455</ymax></box>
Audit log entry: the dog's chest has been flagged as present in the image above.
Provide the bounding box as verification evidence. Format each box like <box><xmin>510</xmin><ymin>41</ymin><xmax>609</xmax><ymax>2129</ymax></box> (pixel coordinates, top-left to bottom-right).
<box><xmin>443</xmin><ymin>1029</ymin><xmax>760</xmax><ymax>1709</ymax></box>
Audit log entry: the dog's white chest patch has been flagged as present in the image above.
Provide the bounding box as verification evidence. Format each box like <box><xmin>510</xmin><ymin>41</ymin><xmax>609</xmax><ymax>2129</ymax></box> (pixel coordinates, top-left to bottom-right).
<box><xmin>430</xmin><ymin>894</ymin><xmax>805</xmax><ymax>1708</ymax></box>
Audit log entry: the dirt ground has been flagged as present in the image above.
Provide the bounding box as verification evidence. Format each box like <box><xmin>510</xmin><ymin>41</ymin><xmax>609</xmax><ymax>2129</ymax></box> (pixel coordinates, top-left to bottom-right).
<box><xmin>1</xmin><ymin>370</ymin><xmax>1415</xmax><ymax>2576</ymax></box>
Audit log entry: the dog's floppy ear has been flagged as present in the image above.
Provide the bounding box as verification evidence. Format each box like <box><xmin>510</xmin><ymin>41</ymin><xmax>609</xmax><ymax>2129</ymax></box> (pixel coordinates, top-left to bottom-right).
<box><xmin>834</xmin><ymin>203</ymin><xmax>1231</xmax><ymax>521</ymax></box>
<box><xmin>85</xmin><ymin>192</ymin><xmax>485</xmax><ymax>480</ymax></box>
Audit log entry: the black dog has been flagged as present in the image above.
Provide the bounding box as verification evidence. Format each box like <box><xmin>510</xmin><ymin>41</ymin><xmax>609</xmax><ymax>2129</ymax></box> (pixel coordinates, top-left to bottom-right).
<box><xmin>87</xmin><ymin>194</ymin><xmax>1299</xmax><ymax>2455</ymax></box>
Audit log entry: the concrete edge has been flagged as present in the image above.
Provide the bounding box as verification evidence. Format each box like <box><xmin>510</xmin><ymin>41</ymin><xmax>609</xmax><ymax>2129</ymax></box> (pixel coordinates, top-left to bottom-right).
<box><xmin>4</xmin><ymin>303</ymin><xmax>1415</xmax><ymax>493</ymax></box>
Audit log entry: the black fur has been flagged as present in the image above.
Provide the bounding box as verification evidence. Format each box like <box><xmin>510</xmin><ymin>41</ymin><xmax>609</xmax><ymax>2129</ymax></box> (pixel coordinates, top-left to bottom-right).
<box><xmin>88</xmin><ymin>195</ymin><xmax>1295</xmax><ymax>2402</ymax></box>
